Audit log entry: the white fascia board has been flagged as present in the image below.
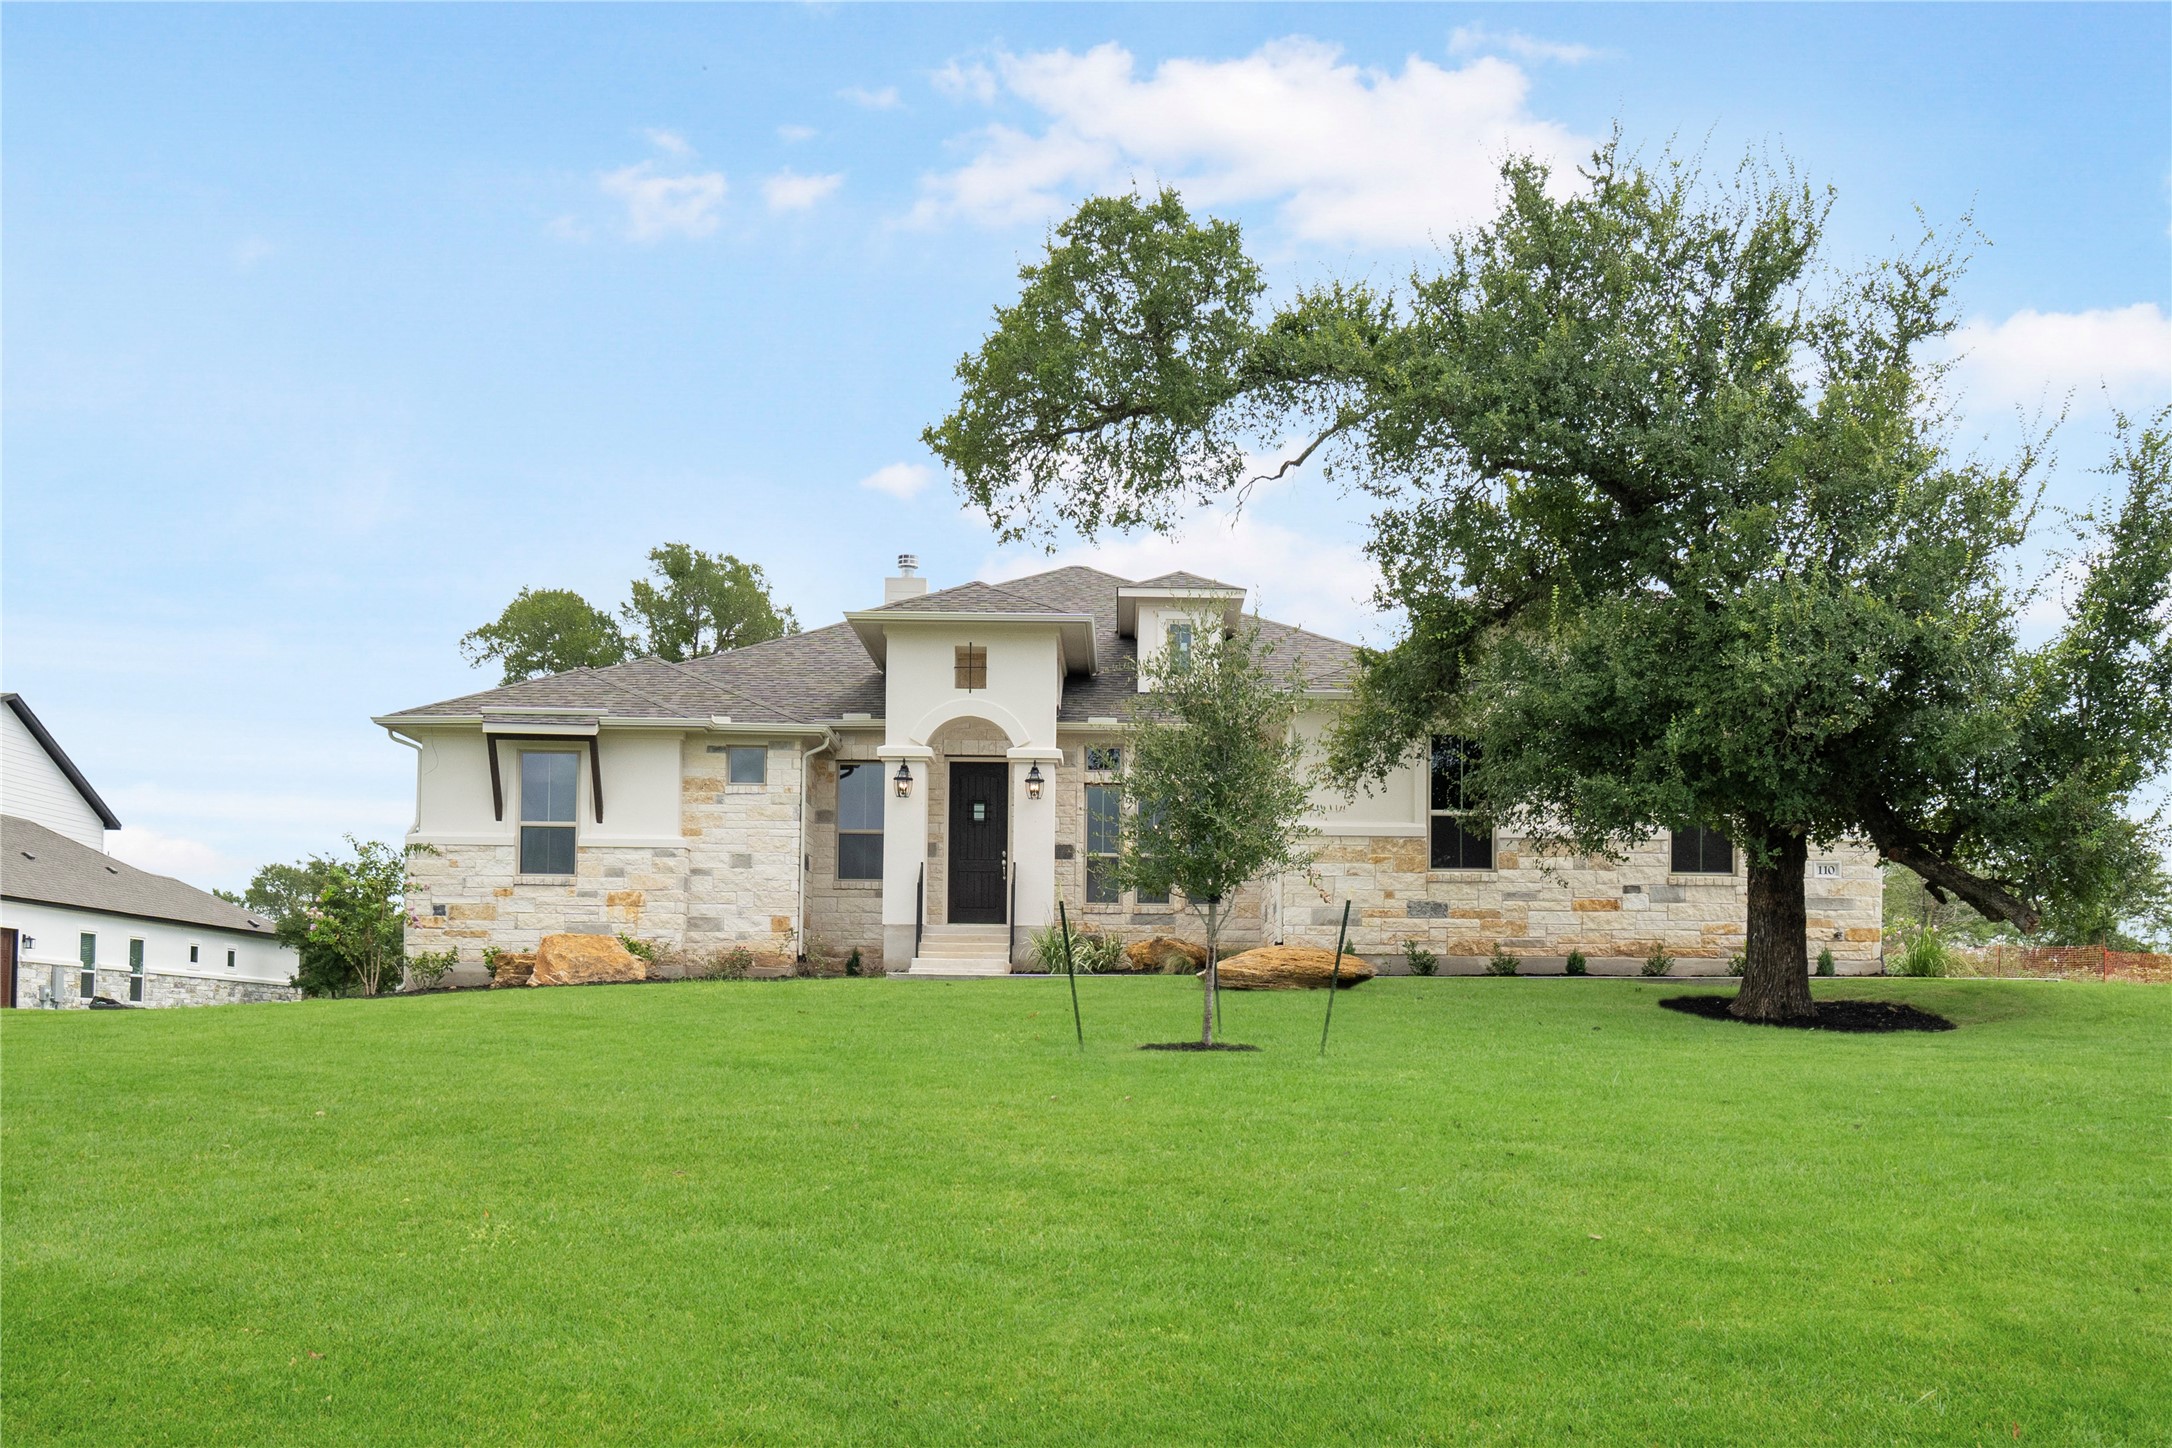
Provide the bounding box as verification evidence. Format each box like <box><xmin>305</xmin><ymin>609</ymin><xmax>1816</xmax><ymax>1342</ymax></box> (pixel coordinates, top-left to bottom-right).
<box><xmin>1115</xmin><ymin>587</ymin><xmax>1246</xmax><ymax>636</ymax></box>
<box><xmin>377</xmin><ymin>714</ymin><xmax>817</xmax><ymax>734</ymax></box>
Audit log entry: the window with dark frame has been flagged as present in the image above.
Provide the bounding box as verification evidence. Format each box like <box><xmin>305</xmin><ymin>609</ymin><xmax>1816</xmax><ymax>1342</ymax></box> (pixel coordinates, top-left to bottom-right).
<box><xmin>836</xmin><ymin>762</ymin><xmax>885</xmax><ymax>880</ymax></box>
<box><xmin>1671</xmin><ymin>826</ymin><xmax>1735</xmax><ymax>874</ymax></box>
<box><xmin>955</xmin><ymin>644</ymin><xmax>987</xmax><ymax>691</ymax></box>
<box><xmin>1428</xmin><ymin>735</ymin><xmax>1495</xmax><ymax>870</ymax></box>
<box><xmin>1085</xmin><ymin>745</ymin><xmax>1121</xmax><ymax>772</ymax></box>
<box><xmin>78</xmin><ymin>932</ymin><xmax>95</xmax><ymax>998</ymax></box>
<box><xmin>128</xmin><ymin>939</ymin><xmax>145</xmax><ymax>1002</ymax></box>
<box><xmin>1085</xmin><ymin>784</ymin><xmax>1121</xmax><ymax>902</ymax></box>
<box><xmin>519</xmin><ymin>750</ymin><xmax>579</xmax><ymax>875</ymax></box>
<box><xmin>726</xmin><ymin>745</ymin><xmax>767</xmax><ymax>785</ymax></box>
<box><xmin>189</xmin><ymin>944</ymin><xmax>199</xmax><ymax>964</ymax></box>
<box><xmin>226</xmin><ymin>949</ymin><xmax>236</xmax><ymax>969</ymax></box>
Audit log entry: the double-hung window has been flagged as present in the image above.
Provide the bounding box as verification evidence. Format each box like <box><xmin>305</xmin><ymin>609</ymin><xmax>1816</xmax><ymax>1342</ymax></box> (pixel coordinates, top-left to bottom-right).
<box><xmin>836</xmin><ymin>762</ymin><xmax>884</xmax><ymax>880</ymax></box>
<box><xmin>1671</xmin><ymin>826</ymin><xmax>1734</xmax><ymax>874</ymax></box>
<box><xmin>1428</xmin><ymin>736</ymin><xmax>1494</xmax><ymax>870</ymax></box>
<box><xmin>1085</xmin><ymin>784</ymin><xmax>1122</xmax><ymax>902</ymax></box>
<box><xmin>128</xmin><ymin>939</ymin><xmax>145</xmax><ymax>1002</ymax></box>
<box><xmin>519</xmin><ymin>751</ymin><xmax>579</xmax><ymax>875</ymax></box>
<box><xmin>1165</xmin><ymin>623</ymin><xmax>1194</xmax><ymax>671</ymax></box>
<box><xmin>77</xmin><ymin>932</ymin><xmax>96</xmax><ymax>999</ymax></box>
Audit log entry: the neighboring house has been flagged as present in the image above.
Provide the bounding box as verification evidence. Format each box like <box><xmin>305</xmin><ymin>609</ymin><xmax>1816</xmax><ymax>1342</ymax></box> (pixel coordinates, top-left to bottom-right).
<box><xmin>1</xmin><ymin>693</ymin><xmax>298</xmax><ymax>1008</ymax></box>
<box><xmin>379</xmin><ymin>560</ymin><xmax>1883</xmax><ymax>978</ymax></box>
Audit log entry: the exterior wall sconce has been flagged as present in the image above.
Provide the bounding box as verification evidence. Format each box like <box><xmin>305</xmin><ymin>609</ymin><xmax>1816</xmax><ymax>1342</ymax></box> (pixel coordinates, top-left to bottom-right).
<box><xmin>1024</xmin><ymin>763</ymin><xmax>1045</xmax><ymax>800</ymax></box>
<box><xmin>894</xmin><ymin>762</ymin><xmax>914</xmax><ymax>798</ymax></box>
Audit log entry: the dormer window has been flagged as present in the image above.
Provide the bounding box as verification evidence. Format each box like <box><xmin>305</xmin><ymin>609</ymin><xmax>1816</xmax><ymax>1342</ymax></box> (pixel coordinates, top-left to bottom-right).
<box><xmin>1166</xmin><ymin>623</ymin><xmax>1193</xmax><ymax>670</ymax></box>
<box><xmin>954</xmin><ymin>644</ymin><xmax>987</xmax><ymax>691</ymax></box>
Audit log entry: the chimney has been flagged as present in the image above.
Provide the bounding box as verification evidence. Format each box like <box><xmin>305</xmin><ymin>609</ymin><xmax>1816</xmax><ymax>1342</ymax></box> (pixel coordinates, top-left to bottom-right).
<box><xmin>884</xmin><ymin>553</ymin><xmax>929</xmax><ymax>606</ymax></box>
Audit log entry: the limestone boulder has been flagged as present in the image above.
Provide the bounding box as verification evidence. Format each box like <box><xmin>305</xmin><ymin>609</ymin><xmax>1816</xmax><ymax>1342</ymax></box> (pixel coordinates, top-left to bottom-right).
<box><xmin>1125</xmin><ymin>936</ymin><xmax>1209</xmax><ymax>975</ymax></box>
<box><xmin>529</xmin><ymin>934</ymin><xmax>647</xmax><ymax>987</ymax></box>
<box><xmin>489</xmin><ymin>952</ymin><xmax>536</xmax><ymax>988</ymax></box>
<box><xmin>1213</xmin><ymin>945</ymin><xmax>1374</xmax><ymax>990</ymax></box>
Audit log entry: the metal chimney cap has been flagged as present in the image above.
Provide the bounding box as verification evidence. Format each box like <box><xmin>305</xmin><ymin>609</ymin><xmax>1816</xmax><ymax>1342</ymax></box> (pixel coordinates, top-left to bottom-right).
<box><xmin>897</xmin><ymin>553</ymin><xmax>919</xmax><ymax>575</ymax></box>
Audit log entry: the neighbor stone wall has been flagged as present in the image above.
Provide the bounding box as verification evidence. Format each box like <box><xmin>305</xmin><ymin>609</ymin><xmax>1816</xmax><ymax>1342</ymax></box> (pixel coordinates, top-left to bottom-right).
<box><xmin>16</xmin><ymin>965</ymin><xmax>298</xmax><ymax>1008</ymax></box>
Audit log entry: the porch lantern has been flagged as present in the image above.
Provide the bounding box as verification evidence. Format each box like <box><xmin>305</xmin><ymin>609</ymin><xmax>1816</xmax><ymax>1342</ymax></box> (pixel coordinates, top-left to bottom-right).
<box><xmin>893</xmin><ymin>762</ymin><xmax>914</xmax><ymax>798</ymax></box>
<box><xmin>1024</xmin><ymin>763</ymin><xmax>1045</xmax><ymax>800</ymax></box>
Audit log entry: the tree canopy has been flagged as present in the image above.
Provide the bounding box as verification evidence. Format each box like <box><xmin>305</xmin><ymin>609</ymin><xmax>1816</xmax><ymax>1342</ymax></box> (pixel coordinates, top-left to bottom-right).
<box><xmin>460</xmin><ymin>545</ymin><xmax>798</xmax><ymax>683</ymax></box>
<box><xmin>925</xmin><ymin>142</ymin><xmax>2172</xmax><ymax>1021</ymax></box>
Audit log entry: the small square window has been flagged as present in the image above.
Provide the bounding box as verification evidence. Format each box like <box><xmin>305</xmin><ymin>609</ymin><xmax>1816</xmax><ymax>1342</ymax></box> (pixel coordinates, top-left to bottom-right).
<box><xmin>955</xmin><ymin>644</ymin><xmax>988</xmax><ymax>691</ymax></box>
<box><xmin>727</xmin><ymin>746</ymin><xmax>767</xmax><ymax>785</ymax></box>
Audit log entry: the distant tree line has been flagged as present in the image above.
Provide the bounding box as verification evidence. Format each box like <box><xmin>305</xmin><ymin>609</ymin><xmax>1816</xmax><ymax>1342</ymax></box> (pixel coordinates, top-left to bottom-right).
<box><xmin>461</xmin><ymin>543</ymin><xmax>798</xmax><ymax>684</ymax></box>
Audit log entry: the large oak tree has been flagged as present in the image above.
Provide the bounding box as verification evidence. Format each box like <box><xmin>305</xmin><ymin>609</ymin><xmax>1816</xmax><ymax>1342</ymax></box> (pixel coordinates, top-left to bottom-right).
<box><xmin>924</xmin><ymin>146</ymin><xmax>2172</xmax><ymax>1021</ymax></box>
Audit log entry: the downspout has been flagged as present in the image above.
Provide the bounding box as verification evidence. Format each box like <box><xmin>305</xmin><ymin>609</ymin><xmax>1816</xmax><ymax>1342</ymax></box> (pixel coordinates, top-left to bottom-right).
<box><xmin>796</xmin><ymin>731</ymin><xmax>836</xmax><ymax>961</ymax></box>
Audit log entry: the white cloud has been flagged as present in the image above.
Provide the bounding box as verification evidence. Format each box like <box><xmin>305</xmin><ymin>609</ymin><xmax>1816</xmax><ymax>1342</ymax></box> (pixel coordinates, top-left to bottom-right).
<box><xmin>841</xmin><ymin>85</ymin><xmax>901</xmax><ymax>110</ymax></box>
<box><xmin>645</xmin><ymin>127</ymin><xmax>694</xmax><ymax>157</ymax></box>
<box><xmin>1448</xmin><ymin>24</ymin><xmax>1601</xmax><ymax>66</ymax></box>
<box><xmin>599</xmin><ymin>162</ymin><xmax>728</xmax><ymax>240</ymax></box>
<box><xmin>910</xmin><ymin>38</ymin><xmax>1591</xmax><ymax>245</ymax></box>
<box><xmin>860</xmin><ymin>461</ymin><xmax>939</xmax><ymax>500</ymax></box>
<box><xmin>105</xmin><ymin>827</ymin><xmax>243</xmax><ymax>892</ymax></box>
<box><xmin>777</xmin><ymin>123</ymin><xmax>818</xmax><ymax>143</ymax></box>
<box><xmin>1947</xmin><ymin>303</ymin><xmax>2172</xmax><ymax>415</ymax></box>
<box><xmin>762</xmin><ymin>169</ymin><xmax>844</xmax><ymax>212</ymax></box>
<box><xmin>933</xmin><ymin>58</ymin><xmax>999</xmax><ymax>103</ymax></box>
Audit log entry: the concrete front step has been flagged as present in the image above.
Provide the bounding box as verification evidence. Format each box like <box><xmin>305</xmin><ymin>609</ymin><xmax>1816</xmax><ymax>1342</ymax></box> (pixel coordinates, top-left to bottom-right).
<box><xmin>901</xmin><ymin>956</ymin><xmax>1015</xmax><ymax>978</ymax></box>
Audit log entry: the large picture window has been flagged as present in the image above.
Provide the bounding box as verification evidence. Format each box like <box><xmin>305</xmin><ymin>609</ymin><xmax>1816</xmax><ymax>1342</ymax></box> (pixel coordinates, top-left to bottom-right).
<box><xmin>519</xmin><ymin>750</ymin><xmax>579</xmax><ymax>875</ymax></box>
<box><xmin>1085</xmin><ymin>784</ymin><xmax>1121</xmax><ymax>902</ymax></box>
<box><xmin>836</xmin><ymin>762</ymin><xmax>884</xmax><ymax>880</ymax></box>
<box><xmin>1428</xmin><ymin>735</ymin><xmax>1494</xmax><ymax>871</ymax></box>
<box><xmin>1671</xmin><ymin>826</ymin><xmax>1735</xmax><ymax>874</ymax></box>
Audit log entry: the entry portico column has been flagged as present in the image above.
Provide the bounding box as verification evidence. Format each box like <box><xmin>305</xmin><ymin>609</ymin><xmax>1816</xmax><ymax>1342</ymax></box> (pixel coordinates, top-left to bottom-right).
<box><xmin>1007</xmin><ymin>745</ymin><xmax>1064</xmax><ymax>965</ymax></box>
<box><xmin>879</xmin><ymin>744</ymin><xmax>933</xmax><ymax>967</ymax></box>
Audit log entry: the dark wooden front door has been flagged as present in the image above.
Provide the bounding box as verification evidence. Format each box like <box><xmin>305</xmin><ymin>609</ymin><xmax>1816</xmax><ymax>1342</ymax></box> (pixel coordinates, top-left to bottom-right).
<box><xmin>2</xmin><ymin>929</ymin><xmax>16</xmax><ymax>1009</ymax></box>
<box><xmin>948</xmin><ymin>762</ymin><xmax>1008</xmax><ymax>924</ymax></box>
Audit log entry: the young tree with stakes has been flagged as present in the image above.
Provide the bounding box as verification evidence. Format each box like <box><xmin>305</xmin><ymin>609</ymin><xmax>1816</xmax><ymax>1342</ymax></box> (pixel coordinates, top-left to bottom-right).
<box><xmin>1112</xmin><ymin>614</ymin><xmax>1316</xmax><ymax>1046</ymax></box>
<box><xmin>924</xmin><ymin>144</ymin><xmax>2172</xmax><ymax>1022</ymax></box>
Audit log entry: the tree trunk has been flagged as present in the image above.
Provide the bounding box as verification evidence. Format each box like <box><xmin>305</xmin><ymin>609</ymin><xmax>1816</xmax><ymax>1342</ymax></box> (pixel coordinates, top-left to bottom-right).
<box><xmin>1732</xmin><ymin>829</ymin><xmax>1815</xmax><ymax>1022</ymax></box>
<box><xmin>1201</xmin><ymin>899</ymin><xmax>1220</xmax><ymax>1046</ymax></box>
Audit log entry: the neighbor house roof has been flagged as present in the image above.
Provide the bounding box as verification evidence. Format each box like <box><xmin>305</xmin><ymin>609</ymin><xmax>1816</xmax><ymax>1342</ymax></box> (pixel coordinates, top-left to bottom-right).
<box><xmin>2</xmin><ymin>694</ymin><xmax>122</xmax><ymax>830</ymax></box>
<box><xmin>1</xmin><ymin>815</ymin><xmax>280</xmax><ymax>936</ymax></box>
<box><xmin>378</xmin><ymin>566</ymin><xmax>1358</xmax><ymax>728</ymax></box>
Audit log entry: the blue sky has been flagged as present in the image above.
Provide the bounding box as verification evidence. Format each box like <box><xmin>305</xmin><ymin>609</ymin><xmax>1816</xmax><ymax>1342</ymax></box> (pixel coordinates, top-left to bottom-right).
<box><xmin>5</xmin><ymin>3</ymin><xmax>2168</xmax><ymax>889</ymax></box>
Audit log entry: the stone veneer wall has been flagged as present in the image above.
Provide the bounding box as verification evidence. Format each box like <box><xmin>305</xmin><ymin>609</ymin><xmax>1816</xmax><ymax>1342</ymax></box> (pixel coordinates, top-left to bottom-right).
<box><xmin>404</xmin><ymin>735</ymin><xmax>807</xmax><ymax>983</ymax></box>
<box><xmin>16</xmin><ymin>964</ymin><xmax>298</xmax><ymax>1008</ymax></box>
<box><xmin>802</xmin><ymin>731</ymin><xmax>887</xmax><ymax>971</ymax></box>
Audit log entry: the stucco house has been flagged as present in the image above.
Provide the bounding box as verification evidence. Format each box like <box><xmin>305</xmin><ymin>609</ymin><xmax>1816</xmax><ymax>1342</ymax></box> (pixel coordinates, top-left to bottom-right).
<box><xmin>379</xmin><ymin>560</ymin><xmax>1882</xmax><ymax>980</ymax></box>
<box><xmin>2</xmin><ymin>693</ymin><xmax>298</xmax><ymax>1007</ymax></box>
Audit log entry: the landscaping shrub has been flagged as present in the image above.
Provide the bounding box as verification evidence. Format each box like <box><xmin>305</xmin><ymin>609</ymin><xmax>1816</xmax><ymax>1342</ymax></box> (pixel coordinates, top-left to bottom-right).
<box><xmin>1728</xmin><ymin>951</ymin><xmax>1747</xmax><ymax>977</ymax></box>
<box><xmin>1816</xmin><ymin>946</ymin><xmax>1836</xmax><ymax>977</ymax></box>
<box><xmin>1402</xmin><ymin>939</ymin><xmax>1438</xmax><ymax>977</ymax></box>
<box><xmin>845</xmin><ymin>948</ymin><xmax>863</xmax><ymax>978</ymax></box>
<box><xmin>1564</xmin><ymin>950</ymin><xmax>1588</xmax><ymax>976</ymax></box>
<box><xmin>403</xmin><ymin>948</ymin><xmax>458</xmax><ymax>992</ymax></box>
<box><xmin>1641</xmin><ymin>946</ymin><xmax>1675</xmax><ymax>977</ymax></box>
<box><xmin>615</xmin><ymin>934</ymin><xmax>660</xmax><ymax>965</ymax></box>
<box><xmin>1485</xmin><ymin>944</ymin><xmax>1519</xmax><ymax>977</ymax></box>
<box><xmin>1029</xmin><ymin>922</ymin><xmax>1121</xmax><ymax>974</ymax></box>
<box><xmin>1892</xmin><ymin>927</ymin><xmax>1952</xmax><ymax>978</ymax></box>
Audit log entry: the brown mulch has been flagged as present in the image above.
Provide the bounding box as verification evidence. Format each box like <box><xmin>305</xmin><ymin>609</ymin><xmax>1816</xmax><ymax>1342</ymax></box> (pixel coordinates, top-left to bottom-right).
<box><xmin>1659</xmin><ymin>994</ymin><xmax>1956</xmax><ymax>1033</ymax></box>
<box><xmin>1139</xmin><ymin>1041</ymin><xmax>1261</xmax><ymax>1052</ymax></box>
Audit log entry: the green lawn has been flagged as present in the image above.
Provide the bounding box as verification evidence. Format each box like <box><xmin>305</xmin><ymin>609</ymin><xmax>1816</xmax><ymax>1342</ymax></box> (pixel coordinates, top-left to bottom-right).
<box><xmin>4</xmin><ymin>977</ymin><xmax>2167</xmax><ymax>1446</ymax></box>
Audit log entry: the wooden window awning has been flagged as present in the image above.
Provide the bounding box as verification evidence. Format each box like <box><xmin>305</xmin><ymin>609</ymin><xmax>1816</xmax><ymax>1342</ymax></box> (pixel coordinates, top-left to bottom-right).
<box><xmin>486</xmin><ymin>731</ymin><xmax>604</xmax><ymax>823</ymax></box>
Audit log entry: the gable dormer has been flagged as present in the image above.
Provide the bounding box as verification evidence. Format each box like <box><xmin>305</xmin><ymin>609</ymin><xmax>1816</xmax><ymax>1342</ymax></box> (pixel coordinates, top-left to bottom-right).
<box><xmin>1116</xmin><ymin>573</ymin><xmax>1247</xmax><ymax>689</ymax></box>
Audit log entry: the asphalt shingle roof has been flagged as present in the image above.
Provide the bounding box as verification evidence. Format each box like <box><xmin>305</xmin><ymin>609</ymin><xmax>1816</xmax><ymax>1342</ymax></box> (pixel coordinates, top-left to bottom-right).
<box><xmin>2</xmin><ymin>815</ymin><xmax>281</xmax><ymax>936</ymax></box>
<box><xmin>381</xmin><ymin>565</ymin><xmax>1357</xmax><ymax>725</ymax></box>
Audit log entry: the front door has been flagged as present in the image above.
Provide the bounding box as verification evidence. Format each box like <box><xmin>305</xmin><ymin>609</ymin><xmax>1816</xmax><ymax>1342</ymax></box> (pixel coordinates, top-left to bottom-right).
<box><xmin>948</xmin><ymin>762</ymin><xmax>1008</xmax><ymax>924</ymax></box>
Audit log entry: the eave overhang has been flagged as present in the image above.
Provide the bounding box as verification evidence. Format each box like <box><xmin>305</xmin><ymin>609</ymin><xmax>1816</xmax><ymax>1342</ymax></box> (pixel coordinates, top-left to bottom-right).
<box><xmin>1115</xmin><ymin>586</ymin><xmax>1247</xmax><ymax>638</ymax></box>
<box><xmin>841</xmin><ymin>610</ymin><xmax>1100</xmax><ymax>675</ymax></box>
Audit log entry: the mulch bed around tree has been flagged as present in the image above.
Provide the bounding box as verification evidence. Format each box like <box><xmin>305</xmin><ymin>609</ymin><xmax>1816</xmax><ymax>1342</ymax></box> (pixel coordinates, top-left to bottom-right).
<box><xmin>1139</xmin><ymin>1042</ymin><xmax>1261</xmax><ymax>1052</ymax></box>
<box><xmin>1659</xmin><ymin>994</ymin><xmax>1956</xmax><ymax>1033</ymax></box>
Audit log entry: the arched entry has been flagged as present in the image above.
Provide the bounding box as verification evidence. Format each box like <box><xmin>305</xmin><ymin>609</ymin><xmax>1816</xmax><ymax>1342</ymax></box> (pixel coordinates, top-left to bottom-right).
<box><xmin>926</xmin><ymin>717</ymin><xmax>1016</xmax><ymax>926</ymax></box>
